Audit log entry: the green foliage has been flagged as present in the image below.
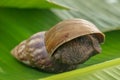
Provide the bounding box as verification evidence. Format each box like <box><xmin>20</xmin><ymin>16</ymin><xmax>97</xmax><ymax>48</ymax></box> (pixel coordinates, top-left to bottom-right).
<box><xmin>0</xmin><ymin>0</ymin><xmax>120</xmax><ymax>80</ymax></box>
<box><xmin>52</xmin><ymin>0</ymin><xmax>120</xmax><ymax>32</ymax></box>
<box><xmin>0</xmin><ymin>0</ymin><xmax>67</xmax><ymax>9</ymax></box>
<box><xmin>0</xmin><ymin>8</ymin><xmax>61</xmax><ymax>80</ymax></box>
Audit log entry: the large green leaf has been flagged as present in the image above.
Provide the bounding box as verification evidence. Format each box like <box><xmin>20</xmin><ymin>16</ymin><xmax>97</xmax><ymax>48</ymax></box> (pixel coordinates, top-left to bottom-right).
<box><xmin>0</xmin><ymin>7</ymin><xmax>120</xmax><ymax>79</ymax></box>
<box><xmin>0</xmin><ymin>0</ymin><xmax>120</xmax><ymax>80</ymax></box>
<box><xmin>0</xmin><ymin>0</ymin><xmax>68</xmax><ymax>9</ymax></box>
<box><xmin>0</xmin><ymin>8</ymin><xmax>61</xmax><ymax>80</ymax></box>
<box><xmin>51</xmin><ymin>0</ymin><xmax>120</xmax><ymax>32</ymax></box>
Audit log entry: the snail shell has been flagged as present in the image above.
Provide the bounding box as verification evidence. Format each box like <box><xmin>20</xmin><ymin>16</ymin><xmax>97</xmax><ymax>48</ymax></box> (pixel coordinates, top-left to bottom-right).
<box><xmin>11</xmin><ymin>19</ymin><xmax>105</xmax><ymax>73</ymax></box>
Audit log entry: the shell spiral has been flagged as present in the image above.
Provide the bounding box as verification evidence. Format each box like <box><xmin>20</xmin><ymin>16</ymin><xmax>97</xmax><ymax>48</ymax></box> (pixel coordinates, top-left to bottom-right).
<box><xmin>11</xmin><ymin>32</ymin><xmax>52</xmax><ymax>68</ymax></box>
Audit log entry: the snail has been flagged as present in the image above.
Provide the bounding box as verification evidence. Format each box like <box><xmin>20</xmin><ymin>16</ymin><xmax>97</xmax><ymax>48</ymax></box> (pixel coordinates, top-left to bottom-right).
<box><xmin>11</xmin><ymin>19</ymin><xmax>105</xmax><ymax>73</ymax></box>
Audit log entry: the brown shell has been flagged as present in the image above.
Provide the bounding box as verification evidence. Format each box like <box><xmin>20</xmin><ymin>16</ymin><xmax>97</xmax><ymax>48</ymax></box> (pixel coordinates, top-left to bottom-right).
<box><xmin>45</xmin><ymin>19</ymin><xmax>105</xmax><ymax>56</ymax></box>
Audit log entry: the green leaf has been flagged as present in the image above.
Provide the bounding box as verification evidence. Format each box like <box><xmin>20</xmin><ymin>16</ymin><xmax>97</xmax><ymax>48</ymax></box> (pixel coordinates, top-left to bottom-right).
<box><xmin>0</xmin><ymin>7</ymin><xmax>61</xmax><ymax>80</ymax></box>
<box><xmin>0</xmin><ymin>1</ymin><xmax>120</xmax><ymax>80</ymax></box>
<box><xmin>51</xmin><ymin>0</ymin><xmax>120</xmax><ymax>32</ymax></box>
<box><xmin>42</xmin><ymin>58</ymin><xmax>120</xmax><ymax>80</ymax></box>
<box><xmin>0</xmin><ymin>0</ymin><xmax>68</xmax><ymax>9</ymax></box>
<box><xmin>0</xmin><ymin>7</ymin><xmax>120</xmax><ymax>79</ymax></box>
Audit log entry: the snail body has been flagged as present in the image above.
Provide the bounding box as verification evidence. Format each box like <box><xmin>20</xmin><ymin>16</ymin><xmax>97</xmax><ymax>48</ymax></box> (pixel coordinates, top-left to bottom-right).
<box><xmin>11</xmin><ymin>19</ymin><xmax>105</xmax><ymax>73</ymax></box>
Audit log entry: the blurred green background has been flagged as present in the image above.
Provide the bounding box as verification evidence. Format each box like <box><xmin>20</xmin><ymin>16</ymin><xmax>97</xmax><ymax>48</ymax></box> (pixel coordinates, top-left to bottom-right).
<box><xmin>0</xmin><ymin>0</ymin><xmax>120</xmax><ymax>80</ymax></box>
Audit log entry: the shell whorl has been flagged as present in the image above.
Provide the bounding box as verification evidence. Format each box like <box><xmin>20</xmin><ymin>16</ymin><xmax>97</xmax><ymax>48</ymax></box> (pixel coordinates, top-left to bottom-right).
<box><xmin>11</xmin><ymin>31</ymin><xmax>51</xmax><ymax>67</ymax></box>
